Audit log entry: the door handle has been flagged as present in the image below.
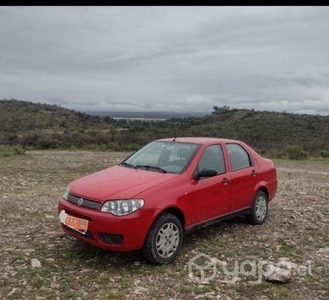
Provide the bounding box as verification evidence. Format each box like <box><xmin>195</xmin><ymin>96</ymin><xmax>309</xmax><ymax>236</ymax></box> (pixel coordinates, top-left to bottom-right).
<box><xmin>251</xmin><ymin>170</ymin><xmax>258</xmax><ymax>176</ymax></box>
<box><xmin>221</xmin><ymin>178</ymin><xmax>230</xmax><ymax>184</ymax></box>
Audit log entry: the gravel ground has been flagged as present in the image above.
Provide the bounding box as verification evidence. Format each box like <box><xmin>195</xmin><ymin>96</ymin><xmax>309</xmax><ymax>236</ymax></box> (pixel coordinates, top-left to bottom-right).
<box><xmin>0</xmin><ymin>151</ymin><xmax>328</xmax><ymax>300</ymax></box>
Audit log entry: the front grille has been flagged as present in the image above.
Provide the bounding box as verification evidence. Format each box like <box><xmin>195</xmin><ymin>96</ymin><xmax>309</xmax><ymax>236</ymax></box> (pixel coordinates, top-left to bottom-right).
<box><xmin>98</xmin><ymin>232</ymin><xmax>123</xmax><ymax>245</ymax></box>
<box><xmin>63</xmin><ymin>224</ymin><xmax>94</xmax><ymax>240</ymax></box>
<box><xmin>68</xmin><ymin>194</ymin><xmax>102</xmax><ymax>210</ymax></box>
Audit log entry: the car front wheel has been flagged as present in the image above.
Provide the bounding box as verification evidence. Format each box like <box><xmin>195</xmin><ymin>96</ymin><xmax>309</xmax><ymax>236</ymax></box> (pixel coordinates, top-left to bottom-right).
<box><xmin>142</xmin><ymin>213</ymin><xmax>183</xmax><ymax>264</ymax></box>
<box><xmin>247</xmin><ymin>191</ymin><xmax>268</xmax><ymax>225</ymax></box>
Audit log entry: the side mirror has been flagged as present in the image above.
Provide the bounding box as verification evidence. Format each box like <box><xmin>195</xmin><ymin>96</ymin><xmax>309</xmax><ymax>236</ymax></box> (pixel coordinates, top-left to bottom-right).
<box><xmin>194</xmin><ymin>168</ymin><xmax>217</xmax><ymax>180</ymax></box>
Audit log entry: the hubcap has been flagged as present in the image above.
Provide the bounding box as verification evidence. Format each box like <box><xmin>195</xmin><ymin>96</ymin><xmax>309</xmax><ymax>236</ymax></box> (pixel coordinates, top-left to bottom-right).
<box><xmin>255</xmin><ymin>196</ymin><xmax>267</xmax><ymax>221</ymax></box>
<box><xmin>155</xmin><ymin>222</ymin><xmax>180</xmax><ymax>258</ymax></box>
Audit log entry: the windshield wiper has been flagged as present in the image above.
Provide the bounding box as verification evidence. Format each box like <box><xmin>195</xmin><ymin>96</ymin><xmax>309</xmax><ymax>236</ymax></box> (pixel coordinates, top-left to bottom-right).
<box><xmin>136</xmin><ymin>165</ymin><xmax>167</xmax><ymax>173</ymax></box>
<box><xmin>120</xmin><ymin>162</ymin><xmax>137</xmax><ymax>169</ymax></box>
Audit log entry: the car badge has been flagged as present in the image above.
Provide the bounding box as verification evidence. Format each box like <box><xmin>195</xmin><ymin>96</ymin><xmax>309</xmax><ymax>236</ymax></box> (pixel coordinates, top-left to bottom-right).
<box><xmin>78</xmin><ymin>198</ymin><xmax>84</xmax><ymax>206</ymax></box>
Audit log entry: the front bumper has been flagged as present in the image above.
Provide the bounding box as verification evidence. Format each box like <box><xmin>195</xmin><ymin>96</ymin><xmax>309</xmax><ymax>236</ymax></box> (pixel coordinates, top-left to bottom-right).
<box><xmin>58</xmin><ymin>198</ymin><xmax>159</xmax><ymax>251</ymax></box>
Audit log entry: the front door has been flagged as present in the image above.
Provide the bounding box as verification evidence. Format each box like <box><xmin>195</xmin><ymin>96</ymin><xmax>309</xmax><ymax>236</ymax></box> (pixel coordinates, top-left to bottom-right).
<box><xmin>191</xmin><ymin>145</ymin><xmax>232</xmax><ymax>224</ymax></box>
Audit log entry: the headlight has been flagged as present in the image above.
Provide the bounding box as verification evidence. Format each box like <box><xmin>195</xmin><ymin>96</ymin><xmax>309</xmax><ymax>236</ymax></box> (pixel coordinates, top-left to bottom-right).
<box><xmin>63</xmin><ymin>186</ymin><xmax>70</xmax><ymax>200</ymax></box>
<box><xmin>101</xmin><ymin>199</ymin><xmax>144</xmax><ymax>216</ymax></box>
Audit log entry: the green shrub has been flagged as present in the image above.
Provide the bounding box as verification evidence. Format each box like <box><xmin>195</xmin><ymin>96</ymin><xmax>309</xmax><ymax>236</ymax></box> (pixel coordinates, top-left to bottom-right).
<box><xmin>319</xmin><ymin>150</ymin><xmax>329</xmax><ymax>158</ymax></box>
<box><xmin>107</xmin><ymin>142</ymin><xmax>123</xmax><ymax>151</ymax></box>
<box><xmin>273</xmin><ymin>150</ymin><xmax>284</xmax><ymax>159</ymax></box>
<box><xmin>12</xmin><ymin>145</ymin><xmax>26</xmax><ymax>155</ymax></box>
<box><xmin>284</xmin><ymin>145</ymin><xmax>308</xmax><ymax>160</ymax></box>
<box><xmin>264</xmin><ymin>149</ymin><xmax>284</xmax><ymax>159</ymax></box>
<box><xmin>0</xmin><ymin>145</ymin><xmax>26</xmax><ymax>157</ymax></box>
<box><xmin>124</xmin><ymin>143</ymin><xmax>141</xmax><ymax>152</ymax></box>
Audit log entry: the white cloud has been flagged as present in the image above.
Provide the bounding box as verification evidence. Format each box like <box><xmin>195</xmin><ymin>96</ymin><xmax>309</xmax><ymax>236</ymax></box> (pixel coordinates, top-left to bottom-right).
<box><xmin>1</xmin><ymin>6</ymin><xmax>329</xmax><ymax>115</ymax></box>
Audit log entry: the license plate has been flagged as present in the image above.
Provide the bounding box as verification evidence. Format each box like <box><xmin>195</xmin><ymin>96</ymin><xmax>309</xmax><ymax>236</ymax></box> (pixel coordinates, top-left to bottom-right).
<box><xmin>59</xmin><ymin>210</ymin><xmax>89</xmax><ymax>234</ymax></box>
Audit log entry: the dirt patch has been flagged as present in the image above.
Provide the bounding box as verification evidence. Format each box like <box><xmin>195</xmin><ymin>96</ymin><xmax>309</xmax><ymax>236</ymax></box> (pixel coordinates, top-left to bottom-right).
<box><xmin>0</xmin><ymin>152</ymin><xmax>328</xmax><ymax>299</ymax></box>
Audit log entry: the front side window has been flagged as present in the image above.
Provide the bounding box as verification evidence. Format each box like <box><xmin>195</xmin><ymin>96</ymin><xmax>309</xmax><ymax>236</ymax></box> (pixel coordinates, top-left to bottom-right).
<box><xmin>197</xmin><ymin>145</ymin><xmax>226</xmax><ymax>175</ymax></box>
<box><xmin>227</xmin><ymin>143</ymin><xmax>252</xmax><ymax>171</ymax></box>
<box><xmin>122</xmin><ymin>141</ymin><xmax>199</xmax><ymax>174</ymax></box>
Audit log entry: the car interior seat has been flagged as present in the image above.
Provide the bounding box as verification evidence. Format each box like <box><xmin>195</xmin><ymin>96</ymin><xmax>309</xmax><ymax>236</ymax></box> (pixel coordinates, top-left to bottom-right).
<box><xmin>177</xmin><ymin>148</ymin><xmax>190</xmax><ymax>161</ymax></box>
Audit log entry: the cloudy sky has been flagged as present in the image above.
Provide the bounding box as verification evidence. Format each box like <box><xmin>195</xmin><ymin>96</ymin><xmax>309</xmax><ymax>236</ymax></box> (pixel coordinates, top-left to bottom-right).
<box><xmin>1</xmin><ymin>6</ymin><xmax>329</xmax><ymax>115</ymax></box>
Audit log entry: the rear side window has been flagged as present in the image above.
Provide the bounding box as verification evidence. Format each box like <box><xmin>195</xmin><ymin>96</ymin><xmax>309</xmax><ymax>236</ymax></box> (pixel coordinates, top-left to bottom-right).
<box><xmin>227</xmin><ymin>144</ymin><xmax>252</xmax><ymax>171</ymax></box>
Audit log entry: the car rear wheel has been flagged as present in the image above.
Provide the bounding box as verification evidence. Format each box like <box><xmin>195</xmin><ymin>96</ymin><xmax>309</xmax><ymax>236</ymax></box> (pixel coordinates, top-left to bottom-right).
<box><xmin>247</xmin><ymin>191</ymin><xmax>268</xmax><ymax>225</ymax></box>
<box><xmin>142</xmin><ymin>213</ymin><xmax>183</xmax><ymax>264</ymax></box>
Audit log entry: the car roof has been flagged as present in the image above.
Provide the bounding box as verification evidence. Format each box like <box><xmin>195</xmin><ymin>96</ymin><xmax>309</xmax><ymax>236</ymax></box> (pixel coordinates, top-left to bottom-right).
<box><xmin>156</xmin><ymin>137</ymin><xmax>242</xmax><ymax>145</ymax></box>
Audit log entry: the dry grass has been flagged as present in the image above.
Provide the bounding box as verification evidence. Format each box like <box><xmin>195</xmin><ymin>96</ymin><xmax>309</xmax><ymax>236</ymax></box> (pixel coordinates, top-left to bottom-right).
<box><xmin>0</xmin><ymin>151</ymin><xmax>328</xmax><ymax>300</ymax></box>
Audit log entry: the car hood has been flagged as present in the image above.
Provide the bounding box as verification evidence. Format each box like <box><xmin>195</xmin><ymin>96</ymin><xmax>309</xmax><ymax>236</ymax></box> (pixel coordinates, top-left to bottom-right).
<box><xmin>69</xmin><ymin>165</ymin><xmax>179</xmax><ymax>201</ymax></box>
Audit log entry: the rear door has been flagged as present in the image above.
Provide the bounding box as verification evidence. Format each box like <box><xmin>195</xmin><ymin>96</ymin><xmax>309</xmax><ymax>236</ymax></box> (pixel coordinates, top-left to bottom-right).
<box><xmin>226</xmin><ymin>143</ymin><xmax>259</xmax><ymax>211</ymax></box>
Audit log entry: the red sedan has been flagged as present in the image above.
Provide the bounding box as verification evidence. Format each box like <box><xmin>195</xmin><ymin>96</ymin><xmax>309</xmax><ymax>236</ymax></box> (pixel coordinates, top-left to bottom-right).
<box><xmin>58</xmin><ymin>137</ymin><xmax>277</xmax><ymax>264</ymax></box>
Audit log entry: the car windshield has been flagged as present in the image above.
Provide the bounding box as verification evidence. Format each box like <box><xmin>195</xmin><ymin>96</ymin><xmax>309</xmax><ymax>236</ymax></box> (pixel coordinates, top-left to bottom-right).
<box><xmin>121</xmin><ymin>141</ymin><xmax>199</xmax><ymax>174</ymax></box>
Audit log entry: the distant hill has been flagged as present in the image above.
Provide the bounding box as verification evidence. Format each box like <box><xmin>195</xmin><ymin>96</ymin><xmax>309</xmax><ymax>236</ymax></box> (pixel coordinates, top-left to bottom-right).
<box><xmin>85</xmin><ymin>110</ymin><xmax>208</xmax><ymax>119</ymax></box>
<box><xmin>1</xmin><ymin>99</ymin><xmax>328</xmax><ymax>157</ymax></box>
<box><xmin>160</xmin><ymin>106</ymin><xmax>329</xmax><ymax>155</ymax></box>
<box><xmin>0</xmin><ymin>99</ymin><xmax>118</xmax><ymax>149</ymax></box>
<box><xmin>0</xmin><ymin>99</ymin><xmax>115</xmax><ymax>133</ymax></box>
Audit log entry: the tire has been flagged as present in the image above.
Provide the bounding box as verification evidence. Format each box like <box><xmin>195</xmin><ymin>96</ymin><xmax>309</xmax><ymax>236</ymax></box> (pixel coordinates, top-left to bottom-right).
<box><xmin>247</xmin><ymin>191</ymin><xmax>268</xmax><ymax>225</ymax></box>
<box><xmin>142</xmin><ymin>213</ymin><xmax>183</xmax><ymax>264</ymax></box>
